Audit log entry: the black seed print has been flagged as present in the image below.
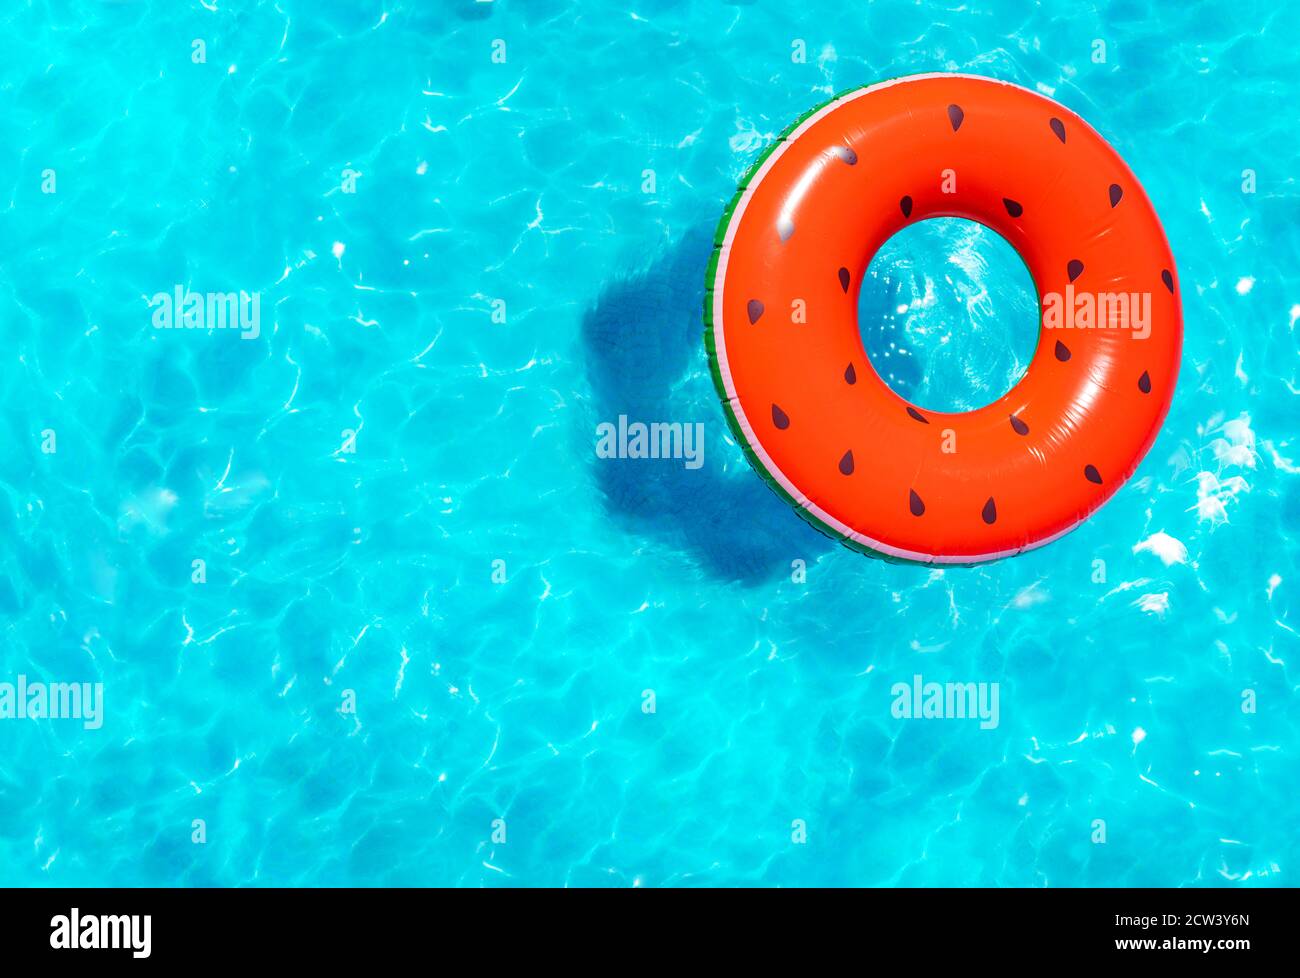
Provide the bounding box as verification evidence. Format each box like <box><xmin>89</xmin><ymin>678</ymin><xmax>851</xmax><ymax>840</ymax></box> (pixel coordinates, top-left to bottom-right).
<box><xmin>838</xmin><ymin>450</ymin><xmax>855</xmax><ymax>475</ymax></box>
<box><xmin>1161</xmin><ymin>269</ymin><xmax>1174</xmax><ymax>293</ymax></box>
<box><xmin>909</xmin><ymin>489</ymin><xmax>926</xmax><ymax>516</ymax></box>
<box><xmin>1054</xmin><ymin>340</ymin><xmax>1071</xmax><ymax>362</ymax></box>
<box><xmin>747</xmin><ymin>299</ymin><xmax>764</xmax><ymax>324</ymax></box>
<box><xmin>1003</xmin><ymin>198</ymin><xmax>1023</xmax><ymax>218</ymax></box>
<box><xmin>772</xmin><ymin>404</ymin><xmax>790</xmax><ymax>429</ymax></box>
<box><xmin>981</xmin><ymin>497</ymin><xmax>997</xmax><ymax>525</ymax></box>
<box><xmin>1010</xmin><ymin>415</ymin><xmax>1029</xmax><ymax>436</ymax></box>
<box><xmin>1109</xmin><ymin>184</ymin><xmax>1123</xmax><ymax>207</ymax></box>
<box><xmin>900</xmin><ymin>195</ymin><xmax>913</xmax><ymax>218</ymax></box>
<box><xmin>1084</xmin><ymin>464</ymin><xmax>1102</xmax><ymax>484</ymax></box>
<box><xmin>1049</xmin><ymin>117</ymin><xmax>1066</xmax><ymax>143</ymax></box>
<box><xmin>838</xmin><ymin>267</ymin><xmax>851</xmax><ymax>293</ymax></box>
<box><xmin>1067</xmin><ymin>259</ymin><xmax>1084</xmax><ymax>283</ymax></box>
<box><xmin>906</xmin><ymin>406</ymin><xmax>929</xmax><ymax>424</ymax></box>
<box><xmin>947</xmin><ymin>104</ymin><xmax>964</xmax><ymax>131</ymax></box>
<box><xmin>844</xmin><ymin>363</ymin><xmax>857</xmax><ymax>385</ymax></box>
<box><xmin>1138</xmin><ymin>370</ymin><xmax>1152</xmax><ymax>394</ymax></box>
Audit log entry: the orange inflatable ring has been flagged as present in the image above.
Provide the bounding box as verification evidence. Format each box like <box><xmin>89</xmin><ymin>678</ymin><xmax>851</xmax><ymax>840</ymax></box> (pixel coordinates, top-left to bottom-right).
<box><xmin>704</xmin><ymin>74</ymin><xmax>1182</xmax><ymax>564</ymax></box>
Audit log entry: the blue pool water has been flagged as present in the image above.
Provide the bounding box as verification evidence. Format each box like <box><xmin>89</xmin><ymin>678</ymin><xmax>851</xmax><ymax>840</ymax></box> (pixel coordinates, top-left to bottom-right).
<box><xmin>1</xmin><ymin>0</ymin><xmax>1297</xmax><ymax>887</ymax></box>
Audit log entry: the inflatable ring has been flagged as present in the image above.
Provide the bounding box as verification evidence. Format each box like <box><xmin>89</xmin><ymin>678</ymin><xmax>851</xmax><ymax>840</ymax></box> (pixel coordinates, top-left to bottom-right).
<box><xmin>704</xmin><ymin>74</ymin><xmax>1181</xmax><ymax>564</ymax></box>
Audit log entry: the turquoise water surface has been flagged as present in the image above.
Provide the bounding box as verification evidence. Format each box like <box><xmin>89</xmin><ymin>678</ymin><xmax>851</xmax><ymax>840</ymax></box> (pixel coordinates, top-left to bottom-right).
<box><xmin>1</xmin><ymin>0</ymin><xmax>1297</xmax><ymax>886</ymax></box>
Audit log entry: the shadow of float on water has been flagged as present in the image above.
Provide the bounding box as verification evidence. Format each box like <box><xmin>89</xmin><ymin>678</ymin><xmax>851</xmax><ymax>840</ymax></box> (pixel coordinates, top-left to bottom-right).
<box><xmin>579</xmin><ymin>226</ymin><xmax>837</xmax><ymax>585</ymax></box>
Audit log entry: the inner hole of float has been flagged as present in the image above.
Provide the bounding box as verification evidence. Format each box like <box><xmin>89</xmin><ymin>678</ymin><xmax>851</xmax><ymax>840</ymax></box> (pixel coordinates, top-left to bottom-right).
<box><xmin>858</xmin><ymin>217</ymin><xmax>1039</xmax><ymax>414</ymax></box>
